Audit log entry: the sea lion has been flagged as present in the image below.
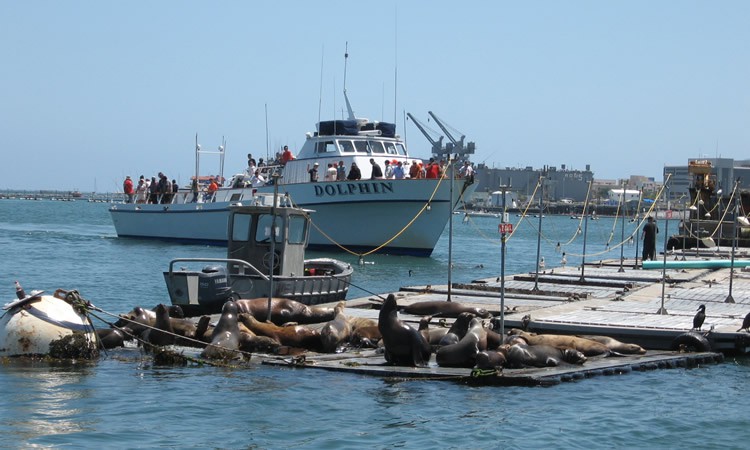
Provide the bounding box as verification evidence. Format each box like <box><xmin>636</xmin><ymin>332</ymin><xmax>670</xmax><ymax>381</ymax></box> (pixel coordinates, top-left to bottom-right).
<box><xmin>436</xmin><ymin>317</ymin><xmax>487</xmax><ymax>368</ymax></box>
<box><xmin>350</xmin><ymin>325</ymin><xmax>382</xmax><ymax>348</ymax></box>
<box><xmin>438</xmin><ymin>312</ymin><xmax>476</xmax><ymax>346</ymax></box>
<box><xmin>417</xmin><ymin>316</ymin><xmax>449</xmax><ymax>346</ymax></box>
<box><xmin>505</xmin><ymin>343</ymin><xmax>587</xmax><ymax>368</ymax></box>
<box><xmin>114</xmin><ymin>306</ymin><xmax>155</xmax><ymax>336</ymax></box>
<box><xmin>378</xmin><ymin>294</ymin><xmax>432</xmax><ymax>367</ymax></box>
<box><xmin>144</xmin><ymin>304</ymin><xmax>176</xmax><ymax>346</ymax></box>
<box><xmin>401</xmin><ymin>300</ymin><xmax>491</xmax><ymax>319</ymax></box>
<box><xmin>738</xmin><ymin>312</ymin><xmax>750</xmax><ymax>332</ymax></box>
<box><xmin>96</xmin><ymin>326</ymin><xmax>134</xmax><ymax>349</ymax></box>
<box><xmin>509</xmin><ymin>330</ymin><xmax>610</xmax><ymax>356</ymax></box>
<box><xmin>202</xmin><ymin>301</ymin><xmax>242</xmax><ymax>359</ymax></box>
<box><xmin>235</xmin><ymin>298</ymin><xmax>339</xmax><ymax>325</ymax></box>
<box><xmin>578</xmin><ymin>335</ymin><xmax>647</xmax><ymax>354</ymax></box>
<box><xmin>474</xmin><ymin>350</ymin><xmax>507</xmax><ymax>370</ymax></box>
<box><xmin>320</xmin><ymin>303</ymin><xmax>352</xmax><ymax>353</ymax></box>
<box><xmin>238</xmin><ymin>313</ymin><xmax>322</xmax><ymax>351</ymax></box>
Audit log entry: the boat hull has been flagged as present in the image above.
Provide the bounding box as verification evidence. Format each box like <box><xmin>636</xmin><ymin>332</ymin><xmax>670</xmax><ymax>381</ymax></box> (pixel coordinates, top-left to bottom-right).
<box><xmin>111</xmin><ymin>178</ymin><xmax>476</xmax><ymax>256</ymax></box>
<box><xmin>163</xmin><ymin>258</ymin><xmax>353</xmax><ymax>316</ymax></box>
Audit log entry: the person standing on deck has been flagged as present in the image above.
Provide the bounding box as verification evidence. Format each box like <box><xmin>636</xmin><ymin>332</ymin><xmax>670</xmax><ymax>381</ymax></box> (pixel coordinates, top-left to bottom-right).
<box><xmin>336</xmin><ymin>161</ymin><xmax>346</xmax><ymax>181</ymax></box>
<box><xmin>281</xmin><ymin>146</ymin><xmax>294</xmax><ymax>165</ymax></box>
<box><xmin>641</xmin><ymin>216</ymin><xmax>659</xmax><ymax>261</ymax></box>
<box><xmin>308</xmin><ymin>162</ymin><xmax>319</xmax><ymax>182</ymax></box>
<box><xmin>370</xmin><ymin>158</ymin><xmax>383</xmax><ymax>179</ymax></box>
<box><xmin>123</xmin><ymin>176</ymin><xmax>134</xmax><ymax>203</ymax></box>
<box><xmin>347</xmin><ymin>162</ymin><xmax>361</xmax><ymax>180</ymax></box>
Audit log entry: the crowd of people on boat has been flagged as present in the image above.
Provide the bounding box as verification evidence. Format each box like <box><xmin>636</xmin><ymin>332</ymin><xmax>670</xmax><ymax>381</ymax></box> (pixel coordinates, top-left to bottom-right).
<box><xmin>306</xmin><ymin>157</ymin><xmax>475</xmax><ymax>183</ymax></box>
<box><xmin>122</xmin><ymin>173</ymin><xmax>180</xmax><ymax>204</ymax></box>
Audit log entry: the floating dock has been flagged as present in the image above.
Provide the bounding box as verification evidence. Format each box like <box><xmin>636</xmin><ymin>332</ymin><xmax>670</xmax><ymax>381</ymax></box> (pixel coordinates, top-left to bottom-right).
<box><xmin>255</xmin><ymin>249</ymin><xmax>750</xmax><ymax>384</ymax></box>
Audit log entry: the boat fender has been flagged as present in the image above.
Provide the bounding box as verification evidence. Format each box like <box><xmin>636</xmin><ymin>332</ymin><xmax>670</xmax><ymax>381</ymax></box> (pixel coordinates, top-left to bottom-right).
<box><xmin>670</xmin><ymin>331</ymin><xmax>712</xmax><ymax>353</ymax></box>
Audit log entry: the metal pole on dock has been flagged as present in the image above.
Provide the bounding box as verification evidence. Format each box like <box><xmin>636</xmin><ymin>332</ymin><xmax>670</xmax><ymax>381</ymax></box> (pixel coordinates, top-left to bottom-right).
<box><xmin>498</xmin><ymin>180</ymin><xmax>511</xmax><ymax>337</ymax></box>
<box><xmin>634</xmin><ymin>189</ymin><xmax>642</xmax><ymax>269</ymax></box>
<box><xmin>657</xmin><ymin>178</ymin><xmax>671</xmax><ymax>315</ymax></box>
<box><xmin>726</xmin><ymin>179</ymin><xmax>740</xmax><ymax>303</ymax></box>
<box><xmin>447</xmin><ymin>155</ymin><xmax>455</xmax><ymax>302</ymax></box>
<box><xmin>533</xmin><ymin>170</ymin><xmax>545</xmax><ymax>291</ymax></box>
<box><xmin>619</xmin><ymin>181</ymin><xmax>626</xmax><ymax>272</ymax></box>
<box><xmin>579</xmin><ymin>181</ymin><xmax>591</xmax><ymax>282</ymax></box>
<box><xmin>267</xmin><ymin>171</ymin><xmax>281</xmax><ymax>322</ymax></box>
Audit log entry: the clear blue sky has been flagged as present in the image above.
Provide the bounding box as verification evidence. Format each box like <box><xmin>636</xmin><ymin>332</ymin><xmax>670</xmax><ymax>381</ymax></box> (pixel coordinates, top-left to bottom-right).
<box><xmin>2</xmin><ymin>1</ymin><xmax>748</xmax><ymax>192</ymax></box>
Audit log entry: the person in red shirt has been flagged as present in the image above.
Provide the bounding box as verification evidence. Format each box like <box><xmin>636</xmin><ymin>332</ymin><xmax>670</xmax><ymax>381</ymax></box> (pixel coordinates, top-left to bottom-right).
<box><xmin>426</xmin><ymin>159</ymin><xmax>440</xmax><ymax>179</ymax></box>
<box><xmin>123</xmin><ymin>176</ymin><xmax>134</xmax><ymax>203</ymax></box>
<box><xmin>206</xmin><ymin>177</ymin><xmax>219</xmax><ymax>202</ymax></box>
<box><xmin>281</xmin><ymin>145</ymin><xmax>295</xmax><ymax>165</ymax></box>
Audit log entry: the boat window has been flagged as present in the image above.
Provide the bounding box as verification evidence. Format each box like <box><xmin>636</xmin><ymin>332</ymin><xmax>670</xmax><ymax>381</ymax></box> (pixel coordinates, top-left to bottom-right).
<box><xmin>395</xmin><ymin>143</ymin><xmax>407</xmax><ymax>156</ymax></box>
<box><xmin>354</xmin><ymin>141</ymin><xmax>369</xmax><ymax>153</ymax></box>
<box><xmin>231</xmin><ymin>213</ymin><xmax>252</xmax><ymax>242</ymax></box>
<box><xmin>255</xmin><ymin>214</ymin><xmax>282</xmax><ymax>243</ymax></box>
<box><xmin>315</xmin><ymin>141</ymin><xmax>337</xmax><ymax>153</ymax></box>
<box><xmin>288</xmin><ymin>215</ymin><xmax>307</xmax><ymax>244</ymax></box>
<box><xmin>338</xmin><ymin>140</ymin><xmax>355</xmax><ymax>153</ymax></box>
<box><xmin>369</xmin><ymin>141</ymin><xmax>385</xmax><ymax>154</ymax></box>
<box><xmin>384</xmin><ymin>142</ymin><xmax>398</xmax><ymax>155</ymax></box>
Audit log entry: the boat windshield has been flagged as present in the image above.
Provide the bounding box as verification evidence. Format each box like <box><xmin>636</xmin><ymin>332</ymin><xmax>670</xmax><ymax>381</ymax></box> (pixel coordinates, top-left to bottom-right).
<box><xmin>255</xmin><ymin>215</ymin><xmax>282</xmax><ymax>243</ymax></box>
<box><xmin>231</xmin><ymin>213</ymin><xmax>252</xmax><ymax>242</ymax></box>
<box><xmin>288</xmin><ymin>215</ymin><xmax>307</xmax><ymax>244</ymax></box>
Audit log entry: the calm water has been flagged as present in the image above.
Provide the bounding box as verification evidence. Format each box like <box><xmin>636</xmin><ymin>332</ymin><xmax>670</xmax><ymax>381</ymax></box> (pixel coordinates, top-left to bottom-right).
<box><xmin>1</xmin><ymin>199</ymin><xmax>748</xmax><ymax>449</ymax></box>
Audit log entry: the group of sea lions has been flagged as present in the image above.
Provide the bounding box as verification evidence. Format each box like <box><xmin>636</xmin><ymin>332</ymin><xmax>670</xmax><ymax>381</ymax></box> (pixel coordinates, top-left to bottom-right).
<box><xmin>377</xmin><ymin>294</ymin><xmax>647</xmax><ymax>370</ymax></box>
<box><xmin>97</xmin><ymin>294</ymin><xmax>647</xmax><ymax>368</ymax></box>
<box><xmin>97</xmin><ymin>298</ymin><xmax>378</xmax><ymax>360</ymax></box>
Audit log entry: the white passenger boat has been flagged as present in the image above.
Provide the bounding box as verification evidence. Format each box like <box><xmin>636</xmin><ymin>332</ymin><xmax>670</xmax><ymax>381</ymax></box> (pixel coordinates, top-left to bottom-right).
<box><xmin>110</xmin><ymin>95</ymin><xmax>476</xmax><ymax>257</ymax></box>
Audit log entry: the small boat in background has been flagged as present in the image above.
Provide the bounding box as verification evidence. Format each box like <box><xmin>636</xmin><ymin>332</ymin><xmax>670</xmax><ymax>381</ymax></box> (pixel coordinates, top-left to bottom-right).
<box><xmin>163</xmin><ymin>194</ymin><xmax>353</xmax><ymax>316</ymax></box>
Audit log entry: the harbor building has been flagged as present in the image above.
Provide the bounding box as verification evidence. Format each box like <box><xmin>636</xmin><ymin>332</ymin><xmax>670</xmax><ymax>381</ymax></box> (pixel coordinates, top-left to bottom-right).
<box><xmin>474</xmin><ymin>163</ymin><xmax>594</xmax><ymax>203</ymax></box>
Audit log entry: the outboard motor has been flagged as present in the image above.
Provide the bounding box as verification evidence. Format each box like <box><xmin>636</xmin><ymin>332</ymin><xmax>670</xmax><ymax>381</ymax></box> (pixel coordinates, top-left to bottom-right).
<box><xmin>199</xmin><ymin>266</ymin><xmax>234</xmax><ymax>303</ymax></box>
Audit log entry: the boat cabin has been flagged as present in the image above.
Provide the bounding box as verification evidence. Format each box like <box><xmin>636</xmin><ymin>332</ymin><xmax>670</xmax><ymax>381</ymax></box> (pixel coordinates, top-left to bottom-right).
<box><xmin>226</xmin><ymin>199</ymin><xmax>311</xmax><ymax>277</ymax></box>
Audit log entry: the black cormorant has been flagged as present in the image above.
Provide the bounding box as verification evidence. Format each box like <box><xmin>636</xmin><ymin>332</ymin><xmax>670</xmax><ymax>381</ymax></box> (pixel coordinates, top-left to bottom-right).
<box><xmin>693</xmin><ymin>304</ymin><xmax>706</xmax><ymax>330</ymax></box>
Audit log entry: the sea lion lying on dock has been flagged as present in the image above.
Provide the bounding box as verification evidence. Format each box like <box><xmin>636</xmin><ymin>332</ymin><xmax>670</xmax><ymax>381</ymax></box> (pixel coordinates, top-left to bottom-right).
<box><xmin>378</xmin><ymin>294</ymin><xmax>432</xmax><ymax>367</ymax></box>
<box><xmin>400</xmin><ymin>300</ymin><xmax>491</xmax><ymax>319</ymax></box>
<box><xmin>438</xmin><ymin>312</ymin><xmax>476</xmax><ymax>346</ymax></box>
<box><xmin>509</xmin><ymin>330</ymin><xmax>610</xmax><ymax>356</ymax></box>
<box><xmin>418</xmin><ymin>316</ymin><xmax>449</xmax><ymax>346</ymax></box>
<box><xmin>238</xmin><ymin>313</ymin><xmax>322</xmax><ymax>351</ymax></box>
<box><xmin>235</xmin><ymin>298</ymin><xmax>338</xmax><ymax>325</ymax></box>
<box><xmin>505</xmin><ymin>343</ymin><xmax>587</xmax><ymax>368</ymax></box>
<box><xmin>474</xmin><ymin>350</ymin><xmax>507</xmax><ymax>370</ymax></box>
<box><xmin>320</xmin><ymin>303</ymin><xmax>352</xmax><ymax>353</ymax></box>
<box><xmin>578</xmin><ymin>335</ymin><xmax>647</xmax><ymax>354</ymax></box>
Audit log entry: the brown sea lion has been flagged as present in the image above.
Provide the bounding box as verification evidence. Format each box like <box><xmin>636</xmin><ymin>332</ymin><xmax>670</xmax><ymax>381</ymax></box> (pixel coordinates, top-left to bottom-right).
<box><xmin>578</xmin><ymin>335</ymin><xmax>647</xmax><ymax>354</ymax></box>
<box><xmin>238</xmin><ymin>313</ymin><xmax>322</xmax><ymax>351</ymax></box>
<box><xmin>417</xmin><ymin>316</ymin><xmax>449</xmax><ymax>345</ymax></box>
<box><xmin>510</xmin><ymin>330</ymin><xmax>610</xmax><ymax>356</ymax></box>
<box><xmin>96</xmin><ymin>326</ymin><xmax>135</xmax><ymax>349</ymax></box>
<box><xmin>505</xmin><ymin>343</ymin><xmax>587</xmax><ymax>368</ymax></box>
<box><xmin>378</xmin><ymin>294</ymin><xmax>432</xmax><ymax>367</ymax></box>
<box><xmin>438</xmin><ymin>312</ymin><xmax>476</xmax><ymax>346</ymax></box>
<box><xmin>350</xmin><ymin>325</ymin><xmax>382</xmax><ymax>348</ymax></box>
<box><xmin>401</xmin><ymin>300</ymin><xmax>491</xmax><ymax>319</ymax></box>
<box><xmin>320</xmin><ymin>303</ymin><xmax>352</xmax><ymax>353</ymax></box>
<box><xmin>436</xmin><ymin>317</ymin><xmax>486</xmax><ymax>368</ymax></box>
<box><xmin>114</xmin><ymin>306</ymin><xmax>155</xmax><ymax>336</ymax></box>
<box><xmin>202</xmin><ymin>301</ymin><xmax>242</xmax><ymax>360</ymax></box>
<box><xmin>235</xmin><ymin>298</ymin><xmax>339</xmax><ymax>325</ymax></box>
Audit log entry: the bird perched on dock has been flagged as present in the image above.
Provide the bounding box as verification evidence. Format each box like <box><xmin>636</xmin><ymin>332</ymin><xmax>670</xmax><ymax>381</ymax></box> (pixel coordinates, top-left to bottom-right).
<box><xmin>521</xmin><ymin>314</ymin><xmax>531</xmax><ymax>331</ymax></box>
<box><xmin>539</xmin><ymin>257</ymin><xmax>545</xmax><ymax>273</ymax></box>
<box><xmin>692</xmin><ymin>305</ymin><xmax>706</xmax><ymax>331</ymax></box>
<box><xmin>737</xmin><ymin>312</ymin><xmax>750</xmax><ymax>332</ymax></box>
<box><xmin>560</xmin><ymin>253</ymin><xmax>567</xmax><ymax>268</ymax></box>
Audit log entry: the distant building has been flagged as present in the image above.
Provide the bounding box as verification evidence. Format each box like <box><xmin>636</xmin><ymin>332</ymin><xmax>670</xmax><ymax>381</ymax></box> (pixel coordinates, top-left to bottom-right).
<box><xmin>474</xmin><ymin>163</ymin><xmax>594</xmax><ymax>202</ymax></box>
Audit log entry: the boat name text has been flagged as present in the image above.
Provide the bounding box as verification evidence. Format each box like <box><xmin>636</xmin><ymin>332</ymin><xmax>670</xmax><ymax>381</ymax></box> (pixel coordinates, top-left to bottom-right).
<box><xmin>314</xmin><ymin>182</ymin><xmax>394</xmax><ymax>197</ymax></box>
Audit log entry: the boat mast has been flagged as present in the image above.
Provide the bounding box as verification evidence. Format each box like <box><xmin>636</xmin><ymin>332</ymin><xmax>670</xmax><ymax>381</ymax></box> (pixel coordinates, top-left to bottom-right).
<box><xmin>194</xmin><ymin>133</ymin><xmax>200</xmax><ymax>184</ymax></box>
<box><xmin>343</xmin><ymin>42</ymin><xmax>355</xmax><ymax>120</ymax></box>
